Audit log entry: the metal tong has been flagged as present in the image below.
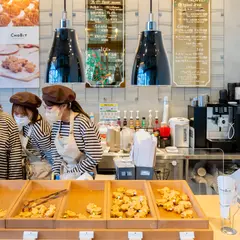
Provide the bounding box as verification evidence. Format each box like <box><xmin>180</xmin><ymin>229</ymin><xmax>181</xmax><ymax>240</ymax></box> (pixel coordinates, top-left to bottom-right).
<box><xmin>22</xmin><ymin>189</ymin><xmax>68</xmax><ymax>211</ymax></box>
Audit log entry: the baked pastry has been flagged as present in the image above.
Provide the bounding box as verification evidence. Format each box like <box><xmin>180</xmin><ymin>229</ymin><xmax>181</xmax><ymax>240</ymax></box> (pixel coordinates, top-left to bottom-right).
<box><xmin>174</xmin><ymin>204</ymin><xmax>185</xmax><ymax>214</ymax></box>
<box><xmin>25</xmin><ymin>62</ymin><xmax>36</xmax><ymax>73</ymax></box>
<box><xmin>135</xmin><ymin>211</ymin><xmax>147</xmax><ymax>218</ymax></box>
<box><xmin>141</xmin><ymin>205</ymin><xmax>150</xmax><ymax>214</ymax></box>
<box><xmin>125</xmin><ymin>189</ymin><xmax>137</xmax><ymax>197</ymax></box>
<box><xmin>123</xmin><ymin>196</ymin><xmax>131</xmax><ymax>204</ymax></box>
<box><xmin>44</xmin><ymin>205</ymin><xmax>56</xmax><ymax>218</ymax></box>
<box><xmin>0</xmin><ymin>12</ymin><xmax>11</xmax><ymax>27</ymax></box>
<box><xmin>17</xmin><ymin>58</ymin><xmax>28</xmax><ymax>67</ymax></box>
<box><xmin>9</xmin><ymin>62</ymin><xmax>22</xmax><ymax>73</ymax></box>
<box><xmin>24</xmin><ymin>8</ymin><xmax>39</xmax><ymax>25</ymax></box>
<box><xmin>178</xmin><ymin>201</ymin><xmax>192</xmax><ymax>209</ymax></box>
<box><xmin>111</xmin><ymin>204</ymin><xmax>120</xmax><ymax>212</ymax></box>
<box><xmin>112</xmin><ymin>191</ymin><xmax>124</xmax><ymax>199</ymax></box>
<box><xmin>12</xmin><ymin>17</ymin><xmax>34</xmax><ymax>26</ymax></box>
<box><xmin>111</xmin><ymin>210</ymin><xmax>123</xmax><ymax>218</ymax></box>
<box><xmin>31</xmin><ymin>0</ymin><xmax>39</xmax><ymax>9</ymax></box>
<box><xmin>130</xmin><ymin>201</ymin><xmax>142</xmax><ymax>211</ymax></box>
<box><xmin>86</xmin><ymin>203</ymin><xmax>102</xmax><ymax>215</ymax></box>
<box><xmin>0</xmin><ymin>209</ymin><xmax>7</xmax><ymax>218</ymax></box>
<box><xmin>157</xmin><ymin>187</ymin><xmax>170</xmax><ymax>195</ymax></box>
<box><xmin>12</xmin><ymin>0</ymin><xmax>31</xmax><ymax>9</ymax></box>
<box><xmin>112</xmin><ymin>198</ymin><xmax>123</xmax><ymax>206</ymax></box>
<box><xmin>180</xmin><ymin>193</ymin><xmax>189</xmax><ymax>201</ymax></box>
<box><xmin>163</xmin><ymin>201</ymin><xmax>174</xmax><ymax>211</ymax></box>
<box><xmin>156</xmin><ymin>198</ymin><xmax>167</xmax><ymax>207</ymax></box>
<box><xmin>116</xmin><ymin>187</ymin><xmax>126</xmax><ymax>193</ymax></box>
<box><xmin>89</xmin><ymin>214</ymin><xmax>101</xmax><ymax>219</ymax></box>
<box><xmin>181</xmin><ymin>210</ymin><xmax>193</xmax><ymax>219</ymax></box>
<box><xmin>120</xmin><ymin>204</ymin><xmax>129</xmax><ymax>212</ymax></box>
<box><xmin>2</xmin><ymin>3</ymin><xmax>21</xmax><ymax>18</ymax></box>
<box><xmin>0</xmin><ymin>0</ymin><xmax>10</xmax><ymax>4</ymax></box>
<box><xmin>125</xmin><ymin>209</ymin><xmax>136</xmax><ymax>218</ymax></box>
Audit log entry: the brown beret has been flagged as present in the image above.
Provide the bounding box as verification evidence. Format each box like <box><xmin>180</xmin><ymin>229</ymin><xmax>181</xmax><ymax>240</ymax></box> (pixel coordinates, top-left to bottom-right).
<box><xmin>42</xmin><ymin>85</ymin><xmax>76</xmax><ymax>106</ymax></box>
<box><xmin>10</xmin><ymin>92</ymin><xmax>42</xmax><ymax>109</ymax></box>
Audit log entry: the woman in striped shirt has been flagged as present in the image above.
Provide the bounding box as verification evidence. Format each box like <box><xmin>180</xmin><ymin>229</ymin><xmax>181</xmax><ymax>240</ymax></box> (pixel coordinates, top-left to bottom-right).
<box><xmin>0</xmin><ymin>107</ymin><xmax>22</xmax><ymax>179</ymax></box>
<box><xmin>42</xmin><ymin>85</ymin><xmax>102</xmax><ymax>180</ymax></box>
<box><xmin>10</xmin><ymin>92</ymin><xmax>52</xmax><ymax>180</ymax></box>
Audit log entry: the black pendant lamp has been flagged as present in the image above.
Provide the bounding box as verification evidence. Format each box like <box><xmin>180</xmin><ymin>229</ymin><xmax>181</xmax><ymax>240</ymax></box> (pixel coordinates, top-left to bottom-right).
<box><xmin>131</xmin><ymin>0</ymin><xmax>171</xmax><ymax>86</ymax></box>
<box><xmin>46</xmin><ymin>0</ymin><xmax>84</xmax><ymax>83</ymax></box>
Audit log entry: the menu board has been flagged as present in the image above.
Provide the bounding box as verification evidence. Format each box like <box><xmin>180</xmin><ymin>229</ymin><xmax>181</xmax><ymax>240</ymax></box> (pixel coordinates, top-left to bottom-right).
<box><xmin>0</xmin><ymin>0</ymin><xmax>39</xmax><ymax>88</ymax></box>
<box><xmin>86</xmin><ymin>0</ymin><xmax>125</xmax><ymax>88</ymax></box>
<box><xmin>173</xmin><ymin>0</ymin><xmax>211</xmax><ymax>87</ymax></box>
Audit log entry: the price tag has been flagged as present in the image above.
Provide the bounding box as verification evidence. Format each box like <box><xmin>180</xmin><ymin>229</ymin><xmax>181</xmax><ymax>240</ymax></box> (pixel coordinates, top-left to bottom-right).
<box><xmin>79</xmin><ymin>231</ymin><xmax>94</xmax><ymax>240</ymax></box>
<box><xmin>179</xmin><ymin>232</ymin><xmax>195</xmax><ymax>240</ymax></box>
<box><xmin>128</xmin><ymin>232</ymin><xmax>143</xmax><ymax>240</ymax></box>
<box><xmin>23</xmin><ymin>231</ymin><xmax>38</xmax><ymax>240</ymax></box>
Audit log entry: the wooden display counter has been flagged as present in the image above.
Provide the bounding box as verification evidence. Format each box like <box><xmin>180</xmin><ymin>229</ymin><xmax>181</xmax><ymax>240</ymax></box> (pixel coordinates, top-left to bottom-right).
<box><xmin>0</xmin><ymin>181</ymin><xmax>238</xmax><ymax>239</ymax></box>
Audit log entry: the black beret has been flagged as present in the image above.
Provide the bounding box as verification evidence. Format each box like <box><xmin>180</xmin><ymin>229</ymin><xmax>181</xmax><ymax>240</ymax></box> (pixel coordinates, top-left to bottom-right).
<box><xmin>10</xmin><ymin>92</ymin><xmax>42</xmax><ymax>109</ymax></box>
<box><xmin>42</xmin><ymin>85</ymin><xmax>76</xmax><ymax>106</ymax></box>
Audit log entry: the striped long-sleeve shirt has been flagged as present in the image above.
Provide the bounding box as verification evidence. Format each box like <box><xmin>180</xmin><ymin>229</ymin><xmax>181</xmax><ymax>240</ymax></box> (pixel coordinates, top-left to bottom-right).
<box><xmin>0</xmin><ymin>111</ymin><xmax>22</xmax><ymax>179</ymax></box>
<box><xmin>23</xmin><ymin>116</ymin><xmax>52</xmax><ymax>164</ymax></box>
<box><xmin>51</xmin><ymin>113</ymin><xmax>103</xmax><ymax>175</ymax></box>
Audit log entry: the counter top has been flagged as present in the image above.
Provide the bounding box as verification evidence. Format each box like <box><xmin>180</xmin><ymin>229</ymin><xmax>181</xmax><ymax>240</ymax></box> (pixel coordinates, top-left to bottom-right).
<box><xmin>196</xmin><ymin>195</ymin><xmax>240</xmax><ymax>240</ymax></box>
<box><xmin>103</xmin><ymin>148</ymin><xmax>240</xmax><ymax>160</ymax></box>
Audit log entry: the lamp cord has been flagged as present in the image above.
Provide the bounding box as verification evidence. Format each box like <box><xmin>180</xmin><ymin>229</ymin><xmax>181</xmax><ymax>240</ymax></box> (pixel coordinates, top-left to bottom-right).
<box><xmin>150</xmin><ymin>0</ymin><xmax>152</xmax><ymax>13</ymax></box>
<box><xmin>64</xmin><ymin>0</ymin><xmax>66</xmax><ymax>12</ymax></box>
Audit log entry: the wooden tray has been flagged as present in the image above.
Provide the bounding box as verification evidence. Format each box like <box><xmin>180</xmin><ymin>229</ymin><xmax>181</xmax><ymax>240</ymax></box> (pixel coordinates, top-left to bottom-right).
<box><xmin>148</xmin><ymin>180</ymin><xmax>209</xmax><ymax>229</ymax></box>
<box><xmin>6</xmin><ymin>180</ymin><xmax>70</xmax><ymax>229</ymax></box>
<box><xmin>0</xmin><ymin>228</ymin><xmax>214</xmax><ymax>240</ymax></box>
<box><xmin>56</xmin><ymin>180</ymin><xmax>107</xmax><ymax>229</ymax></box>
<box><xmin>107</xmin><ymin>180</ymin><xmax>158</xmax><ymax>229</ymax></box>
<box><xmin>0</xmin><ymin>180</ymin><xmax>28</xmax><ymax>229</ymax></box>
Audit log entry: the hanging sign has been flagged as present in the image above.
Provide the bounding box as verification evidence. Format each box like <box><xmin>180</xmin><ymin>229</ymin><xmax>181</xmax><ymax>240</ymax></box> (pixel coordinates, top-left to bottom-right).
<box><xmin>0</xmin><ymin>0</ymin><xmax>39</xmax><ymax>88</ymax></box>
<box><xmin>173</xmin><ymin>0</ymin><xmax>211</xmax><ymax>87</ymax></box>
<box><xmin>86</xmin><ymin>0</ymin><xmax>125</xmax><ymax>88</ymax></box>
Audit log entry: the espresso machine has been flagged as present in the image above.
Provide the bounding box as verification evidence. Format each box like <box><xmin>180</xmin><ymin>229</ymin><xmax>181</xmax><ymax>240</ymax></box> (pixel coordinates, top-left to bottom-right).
<box><xmin>206</xmin><ymin>103</ymin><xmax>239</xmax><ymax>152</ymax></box>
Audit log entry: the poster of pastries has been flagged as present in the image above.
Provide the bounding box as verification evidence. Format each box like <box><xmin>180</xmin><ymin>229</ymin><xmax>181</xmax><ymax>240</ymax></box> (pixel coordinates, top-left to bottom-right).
<box><xmin>0</xmin><ymin>0</ymin><xmax>39</xmax><ymax>88</ymax></box>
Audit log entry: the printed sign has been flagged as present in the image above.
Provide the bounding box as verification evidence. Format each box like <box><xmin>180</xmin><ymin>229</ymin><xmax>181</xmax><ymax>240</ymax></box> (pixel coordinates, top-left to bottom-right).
<box><xmin>99</xmin><ymin>103</ymin><xmax>118</xmax><ymax>122</ymax></box>
<box><xmin>0</xmin><ymin>0</ymin><xmax>39</xmax><ymax>88</ymax></box>
<box><xmin>173</xmin><ymin>0</ymin><xmax>211</xmax><ymax>87</ymax></box>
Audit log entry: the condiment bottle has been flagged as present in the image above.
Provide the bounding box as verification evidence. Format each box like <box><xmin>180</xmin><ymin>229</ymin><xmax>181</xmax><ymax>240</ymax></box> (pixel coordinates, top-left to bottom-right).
<box><xmin>129</xmin><ymin>110</ymin><xmax>134</xmax><ymax>129</ymax></box>
<box><xmin>117</xmin><ymin>110</ymin><xmax>121</xmax><ymax>127</ymax></box>
<box><xmin>123</xmin><ymin>110</ymin><xmax>128</xmax><ymax>127</ymax></box>
<box><xmin>142</xmin><ymin>117</ymin><xmax>146</xmax><ymax>129</ymax></box>
<box><xmin>148</xmin><ymin>110</ymin><xmax>153</xmax><ymax>134</ymax></box>
<box><xmin>135</xmin><ymin>110</ymin><xmax>140</xmax><ymax>130</ymax></box>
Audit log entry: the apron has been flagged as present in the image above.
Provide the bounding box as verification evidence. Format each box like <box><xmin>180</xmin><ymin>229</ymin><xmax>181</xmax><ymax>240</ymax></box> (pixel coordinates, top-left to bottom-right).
<box><xmin>21</xmin><ymin>125</ymin><xmax>52</xmax><ymax>180</ymax></box>
<box><xmin>54</xmin><ymin>111</ymin><xmax>93</xmax><ymax>180</ymax></box>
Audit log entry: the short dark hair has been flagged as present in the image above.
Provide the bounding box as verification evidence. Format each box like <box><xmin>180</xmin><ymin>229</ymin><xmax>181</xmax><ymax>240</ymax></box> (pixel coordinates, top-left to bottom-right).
<box><xmin>12</xmin><ymin>104</ymin><xmax>40</xmax><ymax>123</ymax></box>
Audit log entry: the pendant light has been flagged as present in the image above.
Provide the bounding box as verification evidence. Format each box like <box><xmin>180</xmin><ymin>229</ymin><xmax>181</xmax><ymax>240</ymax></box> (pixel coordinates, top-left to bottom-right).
<box><xmin>46</xmin><ymin>0</ymin><xmax>84</xmax><ymax>83</ymax></box>
<box><xmin>131</xmin><ymin>0</ymin><xmax>171</xmax><ymax>86</ymax></box>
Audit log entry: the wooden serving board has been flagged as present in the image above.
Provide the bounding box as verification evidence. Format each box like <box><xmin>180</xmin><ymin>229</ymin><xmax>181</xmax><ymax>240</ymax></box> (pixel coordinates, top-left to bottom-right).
<box><xmin>107</xmin><ymin>180</ymin><xmax>158</xmax><ymax>229</ymax></box>
<box><xmin>6</xmin><ymin>180</ymin><xmax>70</xmax><ymax>229</ymax></box>
<box><xmin>56</xmin><ymin>180</ymin><xmax>107</xmax><ymax>229</ymax></box>
<box><xmin>0</xmin><ymin>180</ymin><xmax>28</xmax><ymax>229</ymax></box>
<box><xmin>148</xmin><ymin>180</ymin><xmax>209</xmax><ymax>229</ymax></box>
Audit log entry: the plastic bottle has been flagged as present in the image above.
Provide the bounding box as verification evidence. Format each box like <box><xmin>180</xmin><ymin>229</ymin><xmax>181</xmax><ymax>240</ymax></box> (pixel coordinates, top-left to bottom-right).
<box><xmin>123</xmin><ymin>110</ymin><xmax>128</xmax><ymax>127</ymax></box>
<box><xmin>142</xmin><ymin>117</ymin><xmax>146</xmax><ymax>129</ymax></box>
<box><xmin>154</xmin><ymin>110</ymin><xmax>161</xmax><ymax>147</ymax></box>
<box><xmin>117</xmin><ymin>110</ymin><xmax>121</xmax><ymax>127</ymax></box>
<box><xmin>129</xmin><ymin>110</ymin><xmax>134</xmax><ymax>129</ymax></box>
<box><xmin>135</xmin><ymin>110</ymin><xmax>140</xmax><ymax>129</ymax></box>
<box><xmin>148</xmin><ymin>110</ymin><xmax>153</xmax><ymax>134</ymax></box>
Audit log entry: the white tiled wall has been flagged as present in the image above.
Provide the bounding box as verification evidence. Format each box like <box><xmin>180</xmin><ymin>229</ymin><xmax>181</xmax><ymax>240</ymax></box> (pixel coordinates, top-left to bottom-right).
<box><xmin>1</xmin><ymin>0</ymin><xmax>240</xmax><ymax>122</ymax></box>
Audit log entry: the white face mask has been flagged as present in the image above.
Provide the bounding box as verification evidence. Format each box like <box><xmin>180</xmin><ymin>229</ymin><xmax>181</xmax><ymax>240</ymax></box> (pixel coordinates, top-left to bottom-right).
<box><xmin>45</xmin><ymin>107</ymin><xmax>61</xmax><ymax>124</ymax></box>
<box><xmin>14</xmin><ymin>115</ymin><xmax>30</xmax><ymax>131</ymax></box>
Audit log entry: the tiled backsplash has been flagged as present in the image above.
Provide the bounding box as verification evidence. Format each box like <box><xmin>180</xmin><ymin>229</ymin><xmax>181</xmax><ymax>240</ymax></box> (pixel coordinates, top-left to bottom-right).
<box><xmin>1</xmin><ymin>0</ymin><xmax>240</xmax><ymax>122</ymax></box>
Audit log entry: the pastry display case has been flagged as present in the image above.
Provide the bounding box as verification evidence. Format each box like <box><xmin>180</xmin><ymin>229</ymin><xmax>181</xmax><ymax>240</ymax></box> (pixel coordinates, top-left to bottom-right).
<box><xmin>6</xmin><ymin>180</ymin><xmax>70</xmax><ymax>229</ymax></box>
<box><xmin>0</xmin><ymin>180</ymin><xmax>27</xmax><ymax>228</ymax></box>
<box><xmin>148</xmin><ymin>180</ymin><xmax>209</xmax><ymax>229</ymax></box>
<box><xmin>107</xmin><ymin>180</ymin><xmax>158</xmax><ymax>229</ymax></box>
<box><xmin>0</xmin><ymin>180</ymin><xmax>214</xmax><ymax>240</ymax></box>
<box><xmin>56</xmin><ymin>180</ymin><xmax>107</xmax><ymax>229</ymax></box>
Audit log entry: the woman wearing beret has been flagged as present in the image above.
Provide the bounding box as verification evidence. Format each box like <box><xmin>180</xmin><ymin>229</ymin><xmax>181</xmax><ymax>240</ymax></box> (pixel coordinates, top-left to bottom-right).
<box><xmin>42</xmin><ymin>85</ymin><xmax>102</xmax><ymax>180</ymax></box>
<box><xmin>0</xmin><ymin>105</ymin><xmax>22</xmax><ymax>179</ymax></box>
<box><xmin>10</xmin><ymin>92</ymin><xmax>52</xmax><ymax>180</ymax></box>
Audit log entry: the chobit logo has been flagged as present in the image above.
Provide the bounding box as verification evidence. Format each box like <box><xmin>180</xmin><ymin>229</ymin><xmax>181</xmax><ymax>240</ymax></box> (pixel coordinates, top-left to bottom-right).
<box><xmin>11</xmin><ymin>33</ymin><xmax>27</xmax><ymax>39</ymax></box>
